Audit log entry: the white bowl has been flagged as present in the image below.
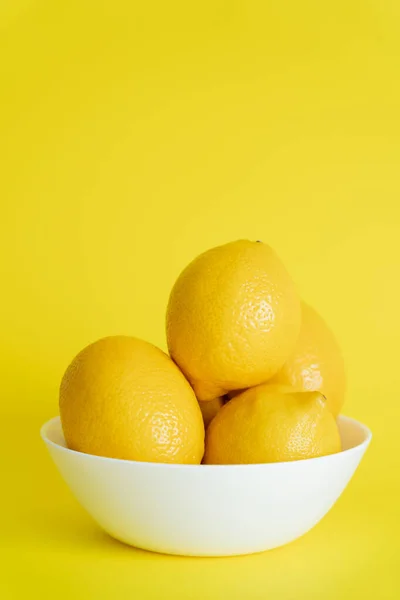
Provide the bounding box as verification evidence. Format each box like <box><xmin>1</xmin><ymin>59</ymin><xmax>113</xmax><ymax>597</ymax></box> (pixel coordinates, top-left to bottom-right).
<box><xmin>41</xmin><ymin>415</ymin><xmax>371</xmax><ymax>557</ymax></box>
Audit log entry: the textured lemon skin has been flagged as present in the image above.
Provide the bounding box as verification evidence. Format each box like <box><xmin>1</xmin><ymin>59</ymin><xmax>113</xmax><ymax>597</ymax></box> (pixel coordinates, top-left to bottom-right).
<box><xmin>59</xmin><ymin>336</ymin><xmax>205</xmax><ymax>464</ymax></box>
<box><xmin>270</xmin><ymin>302</ymin><xmax>346</xmax><ymax>416</ymax></box>
<box><xmin>166</xmin><ymin>240</ymin><xmax>301</xmax><ymax>401</ymax></box>
<box><xmin>203</xmin><ymin>385</ymin><xmax>341</xmax><ymax>465</ymax></box>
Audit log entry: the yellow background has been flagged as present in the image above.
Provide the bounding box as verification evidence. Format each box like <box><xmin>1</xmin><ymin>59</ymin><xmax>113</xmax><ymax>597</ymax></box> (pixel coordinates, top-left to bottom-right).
<box><xmin>1</xmin><ymin>0</ymin><xmax>400</xmax><ymax>597</ymax></box>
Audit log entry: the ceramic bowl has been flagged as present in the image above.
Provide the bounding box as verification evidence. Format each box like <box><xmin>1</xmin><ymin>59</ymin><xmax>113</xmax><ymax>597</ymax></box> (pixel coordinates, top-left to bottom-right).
<box><xmin>41</xmin><ymin>415</ymin><xmax>371</xmax><ymax>556</ymax></box>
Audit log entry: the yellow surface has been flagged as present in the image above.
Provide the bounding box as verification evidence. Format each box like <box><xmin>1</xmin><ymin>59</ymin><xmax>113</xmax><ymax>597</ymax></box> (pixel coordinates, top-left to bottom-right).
<box><xmin>1</xmin><ymin>0</ymin><xmax>399</xmax><ymax>597</ymax></box>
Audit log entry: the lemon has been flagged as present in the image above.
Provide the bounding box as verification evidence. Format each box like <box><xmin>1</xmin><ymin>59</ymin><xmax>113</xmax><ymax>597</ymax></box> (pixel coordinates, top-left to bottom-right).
<box><xmin>198</xmin><ymin>397</ymin><xmax>224</xmax><ymax>429</ymax></box>
<box><xmin>203</xmin><ymin>384</ymin><xmax>341</xmax><ymax>464</ymax></box>
<box><xmin>59</xmin><ymin>336</ymin><xmax>204</xmax><ymax>463</ymax></box>
<box><xmin>166</xmin><ymin>240</ymin><xmax>301</xmax><ymax>401</ymax></box>
<box><xmin>270</xmin><ymin>302</ymin><xmax>346</xmax><ymax>415</ymax></box>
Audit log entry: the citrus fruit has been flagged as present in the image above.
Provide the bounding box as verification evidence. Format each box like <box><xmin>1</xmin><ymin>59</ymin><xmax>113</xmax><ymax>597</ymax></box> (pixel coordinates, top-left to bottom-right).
<box><xmin>269</xmin><ymin>302</ymin><xmax>346</xmax><ymax>415</ymax></box>
<box><xmin>166</xmin><ymin>240</ymin><xmax>301</xmax><ymax>401</ymax></box>
<box><xmin>59</xmin><ymin>336</ymin><xmax>204</xmax><ymax>463</ymax></box>
<box><xmin>203</xmin><ymin>384</ymin><xmax>341</xmax><ymax>464</ymax></box>
<box><xmin>198</xmin><ymin>397</ymin><xmax>224</xmax><ymax>428</ymax></box>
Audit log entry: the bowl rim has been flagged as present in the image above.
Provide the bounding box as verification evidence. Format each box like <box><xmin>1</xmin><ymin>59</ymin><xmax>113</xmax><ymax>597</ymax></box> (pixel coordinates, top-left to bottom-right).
<box><xmin>40</xmin><ymin>415</ymin><xmax>372</xmax><ymax>470</ymax></box>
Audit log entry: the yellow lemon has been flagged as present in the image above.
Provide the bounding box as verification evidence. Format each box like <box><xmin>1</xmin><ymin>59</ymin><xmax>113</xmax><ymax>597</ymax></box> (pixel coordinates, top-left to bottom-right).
<box><xmin>198</xmin><ymin>397</ymin><xmax>224</xmax><ymax>429</ymax></box>
<box><xmin>59</xmin><ymin>336</ymin><xmax>204</xmax><ymax>463</ymax></box>
<box><xmin>270</xmin><ymin>302</ymin><xmax>346</xmax><ymax>416</ymax></box>
<box><xmin>203</xmin><ymin>384</ymin><xmax>341</xmax><ymax>464</ymax></box>
<box><xmin>166</xmin><ymin>240</ymin><xmax>301</xmax><ymax>401</ymax></box>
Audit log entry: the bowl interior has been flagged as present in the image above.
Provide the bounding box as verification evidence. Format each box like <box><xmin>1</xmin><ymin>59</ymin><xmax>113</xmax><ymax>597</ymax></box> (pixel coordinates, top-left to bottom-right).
<box><xmin>339</xmin><ymin>415</ymin><xmax>371</xmax><ymax>451</ymax></box>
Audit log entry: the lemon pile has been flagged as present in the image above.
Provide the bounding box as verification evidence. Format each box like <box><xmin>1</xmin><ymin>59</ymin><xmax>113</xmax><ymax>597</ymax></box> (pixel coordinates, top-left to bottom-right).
<box><xmin>59</xmin><ymin>240</ymin><xmax>345</xmax><ymax>465</ymax></box>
